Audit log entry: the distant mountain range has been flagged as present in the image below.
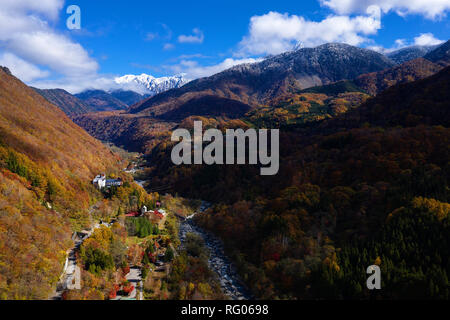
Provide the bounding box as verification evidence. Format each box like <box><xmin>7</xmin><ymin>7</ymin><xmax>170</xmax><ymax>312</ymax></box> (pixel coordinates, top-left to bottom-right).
<box><xmin>130</xmin><ymin>43</ymin><xmax>397</xmax><ymax>117</ymax></box>
<box><xmin>74</xmin><ymin>90</ymin><xmax>129</xmax><ymax>112</ymax></box>
<box><xmin>114</xmin><ymin>73</ymin><xmax>189</xmax><ymax>95</ymax></box>
<box><xmin>32</xmin><ymin>41</ymin><xmax>449</xmax><ymax>119</ymax></box>
<box><xmin>386</xmin><ymin>45</ymin><xmax>438</xmax><ymax>64</ymax></box>
<box><xmin>32</xmin><ymin>74</ymin><xmax>189</xmax><ymax>117</ymax></box>
<box><xmin>74</xmin><ymin>40</ymin><xmax>449</xmax><ymax>153</ymax></box>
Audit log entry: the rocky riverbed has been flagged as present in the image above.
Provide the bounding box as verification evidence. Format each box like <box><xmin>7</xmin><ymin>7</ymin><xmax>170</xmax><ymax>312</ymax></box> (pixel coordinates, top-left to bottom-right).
<box><xmin>179</xmin><ymin>217</ymin><xmax>252</xmax><ymax>300</ymax></box>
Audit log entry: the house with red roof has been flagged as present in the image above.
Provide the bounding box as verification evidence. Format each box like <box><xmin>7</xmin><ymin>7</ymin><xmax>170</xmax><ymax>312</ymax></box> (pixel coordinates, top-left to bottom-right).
<box><xmin>125</xmin><ymin>211</ymin><xmax>141</xmax><ymax>217</ymax></box>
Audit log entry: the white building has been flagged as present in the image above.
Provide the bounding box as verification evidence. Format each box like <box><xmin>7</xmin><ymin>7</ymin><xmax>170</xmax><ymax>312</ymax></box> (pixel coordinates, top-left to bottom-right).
<box><xmin>92</xmin><ymin>174</ymin><xmax>106</xmax><ymax>189</ymax></box>
<box><xmin>141</xmin><ymin>205</ymin><xmax>148</xmax><ymax>215</ymax></box>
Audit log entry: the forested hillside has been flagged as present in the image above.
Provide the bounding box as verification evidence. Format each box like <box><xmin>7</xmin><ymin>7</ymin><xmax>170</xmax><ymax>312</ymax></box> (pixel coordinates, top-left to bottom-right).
<box><xmin>145</xmin><ymin>67</ymin><xmax>450</xmax><ymax>299</ymax></box>
<box><xmin>0</xmin><ymin>67</ymin><xmax>146</xmax><ymax>299</ymax></box>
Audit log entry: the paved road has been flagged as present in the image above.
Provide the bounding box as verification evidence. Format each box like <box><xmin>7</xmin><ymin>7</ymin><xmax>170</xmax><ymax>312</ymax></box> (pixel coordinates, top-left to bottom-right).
<box><xmin>49</xmin><ymin>221</ymin><xmax>104</xmax><ymax>300</ymax></box>
<box><xmin>126</xmin><ymin>267</ymin><xmax>143</xmax><ymax>300</ymax></box>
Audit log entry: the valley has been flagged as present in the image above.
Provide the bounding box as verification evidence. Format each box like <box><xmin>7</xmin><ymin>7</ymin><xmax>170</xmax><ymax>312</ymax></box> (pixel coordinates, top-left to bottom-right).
<box><xmin>1</xmin><ymin>38</ymin><xmax>449</xmax><ymax>301</ymax></box>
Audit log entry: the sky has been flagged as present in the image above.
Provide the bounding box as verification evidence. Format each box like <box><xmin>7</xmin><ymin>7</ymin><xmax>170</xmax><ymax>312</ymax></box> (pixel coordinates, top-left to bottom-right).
<box><xmin>0</xmin><ymin>0</ymin><xmax>449</xmax><ymax>93</ymax></box>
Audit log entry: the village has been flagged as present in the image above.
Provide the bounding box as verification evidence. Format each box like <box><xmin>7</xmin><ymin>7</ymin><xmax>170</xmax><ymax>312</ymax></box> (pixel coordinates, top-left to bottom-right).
<box><xmin>51</xmin><ymin>156</ymin><xmax>250</xmax><ymax>301</ymax></box>
<box><xmin>50</xmin><ymin>164</ymin><xmax>175</xmax><ymax>300</ymax></box>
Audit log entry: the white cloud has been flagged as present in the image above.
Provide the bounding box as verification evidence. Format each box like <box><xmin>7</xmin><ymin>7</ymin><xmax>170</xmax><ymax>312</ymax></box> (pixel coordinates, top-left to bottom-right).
<box><xmin>166</xmin><ymin>57</ymin><xmax>263</xmax><ymax>79</ymax></box>
<box><xmin>145</xmin><ymin>32</ymin><xmax>158</xmax><ymax>41</ymax></box>
<box><xmin>368</xmin><ymin>32</ymin><xmax>444</xmax><ymax>53</ymax></box>
<box><xmin>238</xmin><ymin>7</ymin><xmax>381</xmax><ymax>56</ymax></box>
<box><xmin>30</xmin><ymin>75</ymin><xmax>118</xmax><ymax>94</ymax></box>
<box><xmin>320</xmin><ymin>0</ymin><xmax>450</xmax><ymax>19</ymax></box>
<box><xmin>413</xmin><ymin>33</ymin><xmax>445</xmax><ymax>46</ymax></box>
<box><xmin>0</xmin><ymin>0</ymin><xmax>63</xmax><ymax>20</ymax></box>
<box><xmin>163</xmin><ymin>43</ymin><xmax>175</xmax><ymax>51</ymax></box>
<box><xmin>178</xmin><ymin>28</ymin><xmax>205</xmax><ymax>44</ymax></box>
<box><xmin>0</xmin><ymin>0</ymin><xmax>99</xmax><ymax>80</ymax></box>
<box><xmin>0</xmin><ymin>52</ymin><xmax>49</xmax><ymax>82</ymax></box>
<box><xmin>8</xmin><ymin>31</ymin><xmax>98</xmax><ymax>76</ymax></box>
<box><xmin>395</xmin><ymin>39</ymin><xmax>407</xmax><ymax>47</ymax></box>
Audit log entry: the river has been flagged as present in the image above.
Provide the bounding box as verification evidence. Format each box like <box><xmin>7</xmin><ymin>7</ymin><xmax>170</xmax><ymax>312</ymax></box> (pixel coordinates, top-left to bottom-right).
<box><xmin>178</xmin><ymin>205</ymin><xmax>253</xmax><ymax>301</ymax></box>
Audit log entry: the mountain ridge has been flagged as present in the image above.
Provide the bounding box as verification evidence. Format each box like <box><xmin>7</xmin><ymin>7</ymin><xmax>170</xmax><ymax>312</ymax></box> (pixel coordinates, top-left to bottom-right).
<box><xmin>387</xmin><ymin>45</ymin><xmax>438</xmax><ymax>64</ymax></box>
<box><xmin>32</xmin><ymin>87</ymin><xmax>94</xmax><ymax>117</ymax></box>
<box><xmin>129</xmin><ymin>43</ymin><xmax>396</xmax><ymax>116</ymax></box>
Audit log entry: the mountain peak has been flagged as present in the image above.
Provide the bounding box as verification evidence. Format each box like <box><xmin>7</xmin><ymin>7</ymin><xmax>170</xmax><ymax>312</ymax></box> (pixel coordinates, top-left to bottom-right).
<box><xmin>114</xmin><ymin>73</ymin><xmax>189</xmax><ymax>95</ymax></box>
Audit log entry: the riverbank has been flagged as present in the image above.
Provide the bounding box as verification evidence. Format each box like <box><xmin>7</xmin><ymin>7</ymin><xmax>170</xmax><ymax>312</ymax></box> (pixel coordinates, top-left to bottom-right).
<box><xmin>178</xmin><ymin>204</ymin><xmax>252</xmax><ymax>301</ymax></box>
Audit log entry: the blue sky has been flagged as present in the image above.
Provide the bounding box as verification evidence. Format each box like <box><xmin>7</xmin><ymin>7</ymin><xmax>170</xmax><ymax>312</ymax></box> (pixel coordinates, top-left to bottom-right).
<box><xmin>0</xmin><ymin>0</ymin><xmax>449</xmax><ymax>92</ymax></box>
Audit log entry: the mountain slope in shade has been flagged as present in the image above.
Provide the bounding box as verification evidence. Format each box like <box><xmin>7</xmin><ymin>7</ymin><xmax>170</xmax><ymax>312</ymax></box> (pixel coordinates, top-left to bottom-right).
<box><xmin>75</xmin><ymin>90</ymin><xmax>129</xmax><ymax>111</ymax></box>
<box><xmin>330</xmin><ymin>66</ymin><xmax>450</xmax><ymax>129</ymax></box>
<box><xmin>32</xmin><ymin>87</ymin><xmax>94</xmax><ymax>117</ymax></box>
<box><xmin>354</xmin><ymin>58</ymin><xmax>443</xmax><ymax>95</ymax></box>
<box><xmin>110</xmin><ymin>89</ymin><xmax>147</xmax><ymax>106</ymax></box>
<box><xmin>73</xmin><ymin>111</ymin><xmax>176</xmax><ymax>152</ymax></box>
<box><xmin>387</xmin><ymin>45</ymin><xmax>437</xmax><ymax>64</ymax></box>
<box><xmin>159</xmin><ymin>95</ymin><xmax>252</xmax><ymax>121</ymax></box>
<box><xmin>130</xmin><ymin>43</ymin><xmax>396</xmax><ymax>116</ymax></box>
<box><xmin>424</xmin><ymin>40</ymin><xmax>450</xmax><ymax>67</ymax></box>
<box><xmin>0</xmin><ymin>66</ymin><xmax>121</xmax><ymax>299</ymax></box>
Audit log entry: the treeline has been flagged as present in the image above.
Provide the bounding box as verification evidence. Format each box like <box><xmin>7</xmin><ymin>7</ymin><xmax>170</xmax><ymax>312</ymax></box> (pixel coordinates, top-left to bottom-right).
<box><xmin>126</xmin><ymin>217</ymin><xmax>160</xmax><ymax>238</ymax></box>
<box><xmin>169</xmin><ymin>234</ymin><xmax>225</xmax><ymax>300</ymax></box>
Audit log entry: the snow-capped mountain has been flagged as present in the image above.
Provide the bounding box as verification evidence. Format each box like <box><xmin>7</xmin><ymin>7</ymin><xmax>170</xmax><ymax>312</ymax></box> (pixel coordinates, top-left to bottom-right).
<box><xmin>114</xmin><ymin>73</ymin><xmax>189</xmax><ymax>95</ymax></box>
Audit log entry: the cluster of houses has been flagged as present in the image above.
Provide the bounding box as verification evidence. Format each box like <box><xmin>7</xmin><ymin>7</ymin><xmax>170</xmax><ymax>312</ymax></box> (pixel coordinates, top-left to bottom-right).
<box><xmin>92</xmin><ymin>174</ymin><xmax>123</xmax><ymax>190</ymax></box>
<box><xmin>125</xmin><ymin>205</ymin><xmax>167</xmax><ymax>222</ymax></box>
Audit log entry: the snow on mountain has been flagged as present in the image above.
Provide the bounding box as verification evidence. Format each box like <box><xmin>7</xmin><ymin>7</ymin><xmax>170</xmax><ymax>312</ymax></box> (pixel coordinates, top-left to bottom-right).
<box><xmin>114</xmin><ymin>73</ymin><xmax>189</xmax><ymax>95</ymax></box>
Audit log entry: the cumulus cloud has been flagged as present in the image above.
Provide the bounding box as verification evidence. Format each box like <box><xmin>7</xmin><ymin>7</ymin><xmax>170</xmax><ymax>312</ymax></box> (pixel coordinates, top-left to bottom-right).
<box><xmin>0</xmin><ymin>52</ymin><xmax>49</xmax><ymax>82</ymax></box>
<box><xmin>178</xmin><ymin>28</ymin><xmax>205</xmax><ymax>44</ymax></box>
<box><xmin>320</xmin><ymin>0</ymin><xmax>450</xmax><ymax>19</ymax></box>
<box><xmin>166</xmin><ymin>57</ymin><xmax>263</xmax><ymax>79</ymax></box>
<box><xmin>237</xmin><ymin>6</ymin><xmax>381</xmax><ymax>56</ymax></box>
<box><xmin>413</xmin><ymin>33</ymin><xmax>445</xmax><ymax>46</ymax></box>
<box><xmin>0</xmin><ymin>0</ymin><xmax>98</xmax><ymax>79</ymax></box>
<box><xmin>0</xmin><ymin>0</ymin><xmax>63</xmax><ymax>20</ymax></box>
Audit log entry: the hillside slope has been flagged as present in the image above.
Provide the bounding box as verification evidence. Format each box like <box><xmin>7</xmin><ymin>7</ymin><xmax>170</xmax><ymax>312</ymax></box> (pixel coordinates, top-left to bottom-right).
<box><xmin>354</xmin><ymin>58</ymin><xmax>443</xmax><ymax>95</ymax></box>
<box><xmin>0</xmin><ymin>67</ymin><xmax>122</xmax><ymax>299</ymax></box>
<box><xmin>387</xmin><ymin>45</ymin><xmax>437</xmax><ymax>64</ymax></box>
<box><xmin>145</xmin><ymin>67</ymin><xmax>450</xmax><ymax>300</ymax></box>
<box><xmin>425</xmin><ymin>40</ymin><xmax>450</xmax><ymax>67</ymax></box>
<box><xmin>75</xmin><ymin>90</ymin><xmax>129</xmax><ymax>112</ymax></box>
<box><xmin>33</xmin><ymin>87</ymin><xmax>94</xmax><ymax>117</ymax></box>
